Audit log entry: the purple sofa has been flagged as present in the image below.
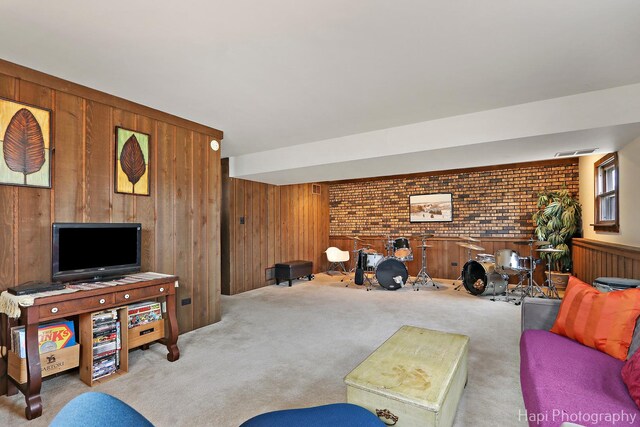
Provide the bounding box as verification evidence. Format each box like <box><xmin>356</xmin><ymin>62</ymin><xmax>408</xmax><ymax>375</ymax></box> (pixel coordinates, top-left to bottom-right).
<box><xmin>519</xmin><ymin>298</ymin><xmax>640</xmax><ymax>427</ymax></box>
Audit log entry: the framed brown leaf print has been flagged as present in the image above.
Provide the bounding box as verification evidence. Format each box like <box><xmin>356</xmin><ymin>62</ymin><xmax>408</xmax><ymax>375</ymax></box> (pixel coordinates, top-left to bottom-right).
<box><xmin>0</xmin><ymin>97</ymin><xmax>52</xmax><ymax>188</ymax></box>
<box><xmin>115</xmin><ymin>127</ymin><xmax>150</xmax><ymax>196</ymax></box>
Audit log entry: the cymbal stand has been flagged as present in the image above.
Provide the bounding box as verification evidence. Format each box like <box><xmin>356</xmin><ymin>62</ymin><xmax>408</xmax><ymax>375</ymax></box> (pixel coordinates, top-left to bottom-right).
<box><xmin>384</xmin><ymin>235</ymin><xmax>394</xmax><ymax>257</ymax></box>
<box><xmin>498</xmin><ymin>271</ymin><xmax>525</xmax><ymax>304</ymax></box>
<box><xmin>343</xmin><ymin>238</ymin><xmax>361</xmax><ymax>285</ymax></box>
<box><xmin>544</xmin><ymin>254</ymin><xmax>560</xmax><ymax>299</ymax></box>
<box><xmin>453</xmin><ymin>246</ymin><xmax>473</xmax><ymax>291</ymax></box>
<box><xmin>349</xmin><ymin>238</ymin><xmax>359</xmax><ymax>273</ymax></box>
<box><xmin>522</xmin><ymin>242</ymin><xmax>546</xmax><ymax>301</ymax></box>
<box><xmin>411</xmin><ymin>238</ymin><xmax>437</xmax><ymax>291</ymax></box>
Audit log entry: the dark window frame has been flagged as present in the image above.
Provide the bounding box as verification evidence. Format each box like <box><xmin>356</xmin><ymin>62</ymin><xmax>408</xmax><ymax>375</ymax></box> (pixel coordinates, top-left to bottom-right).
<box><xmin>593</xmin><ymin>152</ymin><xmax>619</xmax><ymax>232</ymax></box>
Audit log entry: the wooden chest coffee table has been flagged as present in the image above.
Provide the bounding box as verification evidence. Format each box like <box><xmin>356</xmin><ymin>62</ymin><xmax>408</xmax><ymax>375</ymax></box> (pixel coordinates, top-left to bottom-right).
<box><xmin>344</xmin><ymin>326</ymin><xmax>469</xmax><ymax>427</ymax></box>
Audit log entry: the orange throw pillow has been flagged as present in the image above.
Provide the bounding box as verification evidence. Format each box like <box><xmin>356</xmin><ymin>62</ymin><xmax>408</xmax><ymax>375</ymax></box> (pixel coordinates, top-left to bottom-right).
<box><xmin>550</xmin><ymin>276</ymin><xmax>640</xmax><ymax>360</ymax></box>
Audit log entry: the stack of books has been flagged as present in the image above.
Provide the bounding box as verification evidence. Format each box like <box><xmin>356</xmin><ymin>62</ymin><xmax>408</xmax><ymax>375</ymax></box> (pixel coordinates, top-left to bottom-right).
<box><xmin>127</xmin><ymin>301</ymin><xmax>162</xmax><ymax>328</ymax></box>
<box><xmin>91</xmin><ymin>310</ymin><xmax>121</xmax><ymax>380</ymax></box>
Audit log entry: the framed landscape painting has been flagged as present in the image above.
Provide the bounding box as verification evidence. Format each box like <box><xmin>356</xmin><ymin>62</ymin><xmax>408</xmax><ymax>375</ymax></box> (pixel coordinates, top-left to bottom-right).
<box><xmin>0</xmin><ymin>98</ymin><xmax>51</xmax><ymax>188</ymax></box>
<box><xmin>115</xmin><ymin>127</ymin><xmax>150</xmax><ymax>196</ymax></box>
<box><xmin>410</xmin><ymin>193</ymin><xmax>453</xmax><ymax>222</ymax></box>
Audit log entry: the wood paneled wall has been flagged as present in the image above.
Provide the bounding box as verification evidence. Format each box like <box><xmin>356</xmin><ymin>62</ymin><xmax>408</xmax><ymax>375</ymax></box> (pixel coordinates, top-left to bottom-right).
<box><xmin>329</xmin><ymin>236</ymin><xmax>548</xmax><ymax>284</ymax></box>
<box><xmin>221</xmin><ymin>163</ymin><xmax>329</xmax><ymax>295</ymax></box>
<box><xmin>279</xmin><ymin>184</ymin><xmax>330</xmax><ymax>273</ymax></box>
<box><xmin>0</xmin><ymin>60</ymin><xmax>222</xmax><ymax>333</ymax></box>
<box><xmin>572</xmin><ymin>238</ymin><xmax>640</xmax><ymax>284</ymax></box>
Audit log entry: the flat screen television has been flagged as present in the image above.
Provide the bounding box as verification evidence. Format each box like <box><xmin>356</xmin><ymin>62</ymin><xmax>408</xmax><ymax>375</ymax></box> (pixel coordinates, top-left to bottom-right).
<box><xmin>52</xmin><ymin>222</ymin><xmax>142</xmax><ymax>282</ymax></box>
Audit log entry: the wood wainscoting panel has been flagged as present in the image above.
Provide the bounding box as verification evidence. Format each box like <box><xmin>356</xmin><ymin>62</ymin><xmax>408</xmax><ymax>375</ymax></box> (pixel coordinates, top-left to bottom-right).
<box><xmin>572</xmin><ymin>238</ymin><xmax>640</xmax><ymax>285</ymax></box>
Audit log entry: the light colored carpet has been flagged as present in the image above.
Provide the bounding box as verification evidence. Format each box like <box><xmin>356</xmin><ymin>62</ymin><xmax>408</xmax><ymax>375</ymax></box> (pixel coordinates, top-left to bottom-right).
<box><xmin>1</xmin><ymin>275</ymin><xmax>526</xmax><ymax>426</ymax></box>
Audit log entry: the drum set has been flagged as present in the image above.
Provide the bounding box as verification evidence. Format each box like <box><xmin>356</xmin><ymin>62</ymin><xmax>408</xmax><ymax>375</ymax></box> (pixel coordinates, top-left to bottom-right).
<box><xmin>347</xmin><ymin>234</ymin><xmax>436</xmax><ymax>291</ymax></box>
<box><xmin>455</xmin><ymin>237</ymin><xmax>564</xmax><ymax>302</ymax></box>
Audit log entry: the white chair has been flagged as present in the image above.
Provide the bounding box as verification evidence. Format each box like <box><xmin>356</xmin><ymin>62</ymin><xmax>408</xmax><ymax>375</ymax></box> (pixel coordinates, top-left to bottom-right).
<box><xmin>325</xmin><ymin>247</ymin><xmax>349</xmax><ymax>275</ymax></box>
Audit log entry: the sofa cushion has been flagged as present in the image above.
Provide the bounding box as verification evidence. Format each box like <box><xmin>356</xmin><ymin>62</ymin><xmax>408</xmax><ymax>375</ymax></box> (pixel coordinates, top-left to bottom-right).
<box><xmin>551</xmin><ymin>276</ymin><xmax>640</xmax><ymax>360</ymax></box>
<box><xmin>622</xmin><ymin>347</ymin><xmax>640</xmax><ymax>410</ymax></box>
<box><xmin>520</xmin><ymin>330</ymin><xmax>639</xmax><ymax>426</ymax></box>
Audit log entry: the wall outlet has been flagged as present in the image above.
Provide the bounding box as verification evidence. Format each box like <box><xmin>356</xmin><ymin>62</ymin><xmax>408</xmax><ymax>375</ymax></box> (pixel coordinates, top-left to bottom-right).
<box><xmin>239</xmin><ymin>216</ymin><xmax>245</xmax><ymax>224</ymax></box>
<box><xmin>181</xmin><ymin>297</ymin><xmax>191</xmax><ymax>306</ymax></box>
<box><xmin>451</xmin><ymin>262</ymin><xmax>458</xmax><ymax>267</ymax></box>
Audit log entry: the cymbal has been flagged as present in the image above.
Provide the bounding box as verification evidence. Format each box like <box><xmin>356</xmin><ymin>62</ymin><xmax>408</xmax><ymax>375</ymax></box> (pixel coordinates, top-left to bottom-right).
<box><xmin>514</xmin><ymin>238</ymin><xmax>551</xmax><ymax>246</ymax></box>
<box><xmin>457</xmin><ymin>242</ymin><xmax>485</xmax><ymax>251</ymax></box>
<box><xmin>536</xmin><ymin>248</ymin><xmax>564</xmax><ymax>253</ymax></box>
<box><xmin>351</xmin><ymin>236</ymin><xmax>363</xmax><ymax>241</ymax></box>
<box><xmin>417</xmin><ymin>233</ymin><xmax>434</xmax><ymax>239</ymax></box>
<box><xmin>458</xmin><ymin>236</ymin><xmax>480</xmax><ymax>242</ymax></box>
<box><xmin>419</xmin><ymin>244</ymin><xmax>433</xmax><ymax>248</ymax></box>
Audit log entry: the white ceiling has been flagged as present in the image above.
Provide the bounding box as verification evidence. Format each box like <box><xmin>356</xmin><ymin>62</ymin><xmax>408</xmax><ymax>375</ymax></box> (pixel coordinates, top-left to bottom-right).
<box><xmin>1</xmin><ymin>1</ymin><xmax>640</xmax><ymax>184</ymax></box>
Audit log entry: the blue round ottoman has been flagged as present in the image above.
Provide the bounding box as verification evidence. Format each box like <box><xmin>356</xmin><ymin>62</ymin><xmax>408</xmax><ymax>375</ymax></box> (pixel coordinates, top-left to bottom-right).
<box><xmin>240</xmin><ymin>403</ymin><xmax>384</xmax><ymax>427</ymax></box>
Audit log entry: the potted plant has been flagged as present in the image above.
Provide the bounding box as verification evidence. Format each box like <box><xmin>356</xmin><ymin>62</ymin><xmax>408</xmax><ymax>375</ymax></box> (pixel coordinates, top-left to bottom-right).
<box><xmin>532</xmin><ymin>188</ymin><xmax>582</xmax><ymax>288</ymax></box>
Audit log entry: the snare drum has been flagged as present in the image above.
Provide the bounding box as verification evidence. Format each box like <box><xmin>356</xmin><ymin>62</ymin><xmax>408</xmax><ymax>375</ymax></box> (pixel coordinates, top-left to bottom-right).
<box><xmin>495</xmin><ymin>249</ymin><xmax>521</xmax><ymax>275</ymax></box>
<box><xmin>462</xmin><ymin>260</ymin><xmax>507</xmax><ymax>296</ymax></box>
<box><xmin>518</xmin><ymin>256</ymin><xmax>531</xmax><ymax>271</ymax></box>
<box><xmin>476</xmin><ymin>253</ymin><xmax>495</xmax><ymax>263</ymax></box>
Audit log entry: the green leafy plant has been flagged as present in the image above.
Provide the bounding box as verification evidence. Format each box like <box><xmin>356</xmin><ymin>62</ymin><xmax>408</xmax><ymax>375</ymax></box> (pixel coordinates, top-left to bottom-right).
<box><xmin>532</xmin><ymin>189</ymin><xmax>582</xmax><ymax>272</ymax></box>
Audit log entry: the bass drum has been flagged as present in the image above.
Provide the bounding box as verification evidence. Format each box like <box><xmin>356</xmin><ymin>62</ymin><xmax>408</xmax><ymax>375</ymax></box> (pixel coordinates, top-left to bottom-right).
<box><xmin>375</xmin><ymin>257</ymin><xmax>409</xmax><ymax>290</ymax></box>
<box><xmin>462</xmin><ymin>260</ymin><xmax>507</xmax><ymax>296</ymax></box>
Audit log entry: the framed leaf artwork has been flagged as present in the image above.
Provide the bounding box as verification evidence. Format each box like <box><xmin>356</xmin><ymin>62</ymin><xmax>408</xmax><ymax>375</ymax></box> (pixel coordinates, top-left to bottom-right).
<box><xmin>115</xmin><ymin>127</ymin><xmax>150</xmax><ymax>196</ymax></box>
<box><xmin>0</xmin><ymin>97</ymin><xmax>52</xmax><ymax>188</ymax></box>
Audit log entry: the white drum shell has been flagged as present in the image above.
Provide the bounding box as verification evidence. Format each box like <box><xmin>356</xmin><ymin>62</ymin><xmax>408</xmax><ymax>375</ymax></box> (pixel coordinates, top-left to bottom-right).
<box><xmin>366</xmin><ymin>253</ymin><xmax>383</xmax><ymax>268</ymax></box>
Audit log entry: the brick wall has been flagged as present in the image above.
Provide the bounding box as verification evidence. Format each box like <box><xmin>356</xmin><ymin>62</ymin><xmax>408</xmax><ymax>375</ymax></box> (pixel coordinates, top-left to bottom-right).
<box><xmin>329</xmin><ymin>159</ymin><xmax>579</xmax><ymax>238</ymax></box>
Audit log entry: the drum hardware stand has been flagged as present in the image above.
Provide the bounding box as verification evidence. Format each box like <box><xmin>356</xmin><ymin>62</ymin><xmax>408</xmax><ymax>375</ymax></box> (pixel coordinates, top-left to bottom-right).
<box><xmin>348</xmin><ymin>237</ymin><xmax>361</xmax><ymax>273</ymax></box>
<box><xmin>531</xmin><ymin>247</ymin><xmax>562</xmax><ymax>299</ymax></box>
<box><xmin>411</xmin><ymin>239</ymin><xmax>436</xmax><ymax>291</ymax></box>
<box><xmin>496</xmin><ymin>272</ymin><xmax>526</xmax><ymax>304</ymax></box>
<box><xmin>453</xmin><ymin>246</ymin><xmax>473</xmax><ymax>291</ymax></box>
<box><xmin>499</xmin><ymin>240</ymin><xmax>546</xmax><ymax>302</ymax></box>
<box><xmin>384</xmin><ymin>235</ymin><xmax>394</xmax><ymax>257</ymax></box>
<box><xmin>543</xmin><ymin>253</ymin><xmax>560</xmax><ymax>299</ymax></box>
<box><xmin>343</xmin><ymin>236</ymin><xmax>364</xmax><ymax>285</ymax></box>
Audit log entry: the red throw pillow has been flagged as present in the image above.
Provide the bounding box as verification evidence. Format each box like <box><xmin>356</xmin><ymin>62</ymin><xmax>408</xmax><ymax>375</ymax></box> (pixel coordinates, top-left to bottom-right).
<box><xmin>622</xmin><ymin>349</ymin><xmax>640</xmax><ymax>409</ymax></box>
<box><xmin>550</xmin><ymin>277</ymin><xmax>640</xmax><ymax>360</ymax></box>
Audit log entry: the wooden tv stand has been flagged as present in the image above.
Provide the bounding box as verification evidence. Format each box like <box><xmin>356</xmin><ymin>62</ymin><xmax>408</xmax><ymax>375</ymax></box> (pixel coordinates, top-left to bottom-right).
<box><xmin>0</xmin><ymin>274</ymin><xmax>180</xmax><ymax>420</ymax></box>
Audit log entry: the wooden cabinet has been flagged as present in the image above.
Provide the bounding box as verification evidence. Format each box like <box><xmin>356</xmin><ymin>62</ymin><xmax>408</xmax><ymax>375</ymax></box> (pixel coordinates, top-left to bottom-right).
<box><xmin>0</xmin><ymin>274</ymin><xmax>180</xmax><ymax>420</ymax></box>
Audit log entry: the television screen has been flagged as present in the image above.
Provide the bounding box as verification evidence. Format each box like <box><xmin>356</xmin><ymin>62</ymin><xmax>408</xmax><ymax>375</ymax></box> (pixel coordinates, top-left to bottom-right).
<box><xmin>52</xmin><ymin>223</ymin><xmax>142</xmax><ymax>282</ymax></box>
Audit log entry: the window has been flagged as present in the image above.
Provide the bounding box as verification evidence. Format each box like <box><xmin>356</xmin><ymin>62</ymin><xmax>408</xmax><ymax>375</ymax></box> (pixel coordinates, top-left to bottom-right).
<box><xmin>594</xmin><ymin>152</ymin><xmax>619</xmax><ymax>232</ymax></box>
